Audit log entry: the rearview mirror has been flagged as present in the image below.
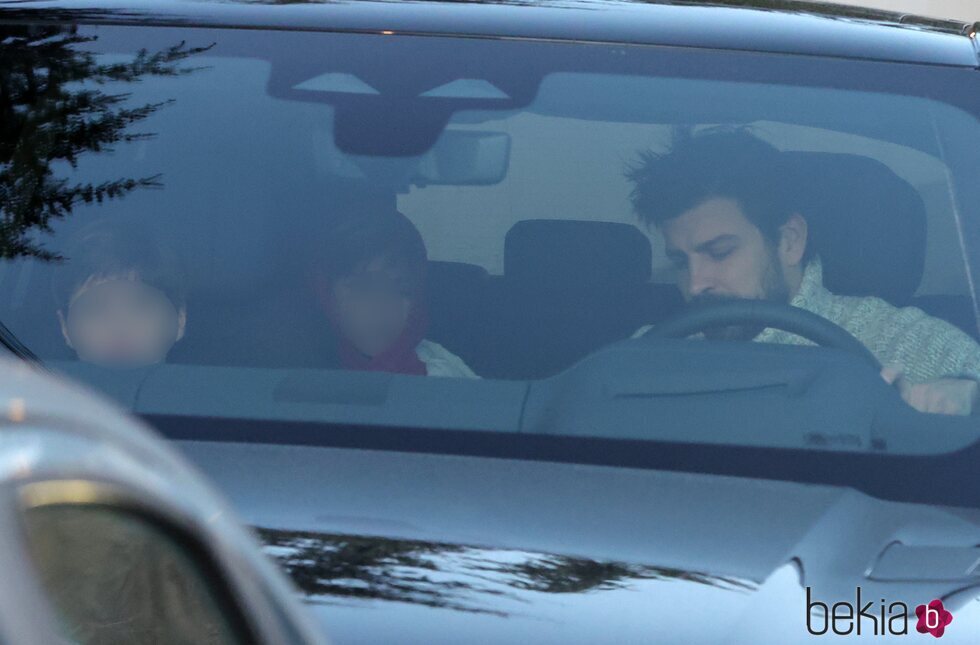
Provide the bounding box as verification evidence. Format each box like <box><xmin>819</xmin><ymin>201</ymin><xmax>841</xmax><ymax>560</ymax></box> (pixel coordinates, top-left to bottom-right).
<box><xmin>314</xmin><ymin>127</ymin><xmax>511</xmax><ymax>188</ymax></box>
<box><xmin>413</xmin><ymin>130</ymin><xmax>510</xmax><ymax>186</ymax></box>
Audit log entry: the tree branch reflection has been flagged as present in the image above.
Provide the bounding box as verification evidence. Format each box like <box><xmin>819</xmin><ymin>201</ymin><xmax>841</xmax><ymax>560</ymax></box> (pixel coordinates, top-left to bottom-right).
<box><xmin>0</xmin><ymin>25</ymin><xmax>212</xmax><ymax>259</ymax></box>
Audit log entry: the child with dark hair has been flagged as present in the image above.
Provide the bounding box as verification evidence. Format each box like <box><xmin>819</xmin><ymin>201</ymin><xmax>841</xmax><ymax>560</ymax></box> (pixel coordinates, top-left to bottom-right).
<box><xmin>312</xmin><ymin>209</ymin><xmax>476</xmax><ymax>377</ymax></box>
<box><xmin>52</xmin><ymin>220</ymin><xmax>187</xmax><ymax>368</ymax></box>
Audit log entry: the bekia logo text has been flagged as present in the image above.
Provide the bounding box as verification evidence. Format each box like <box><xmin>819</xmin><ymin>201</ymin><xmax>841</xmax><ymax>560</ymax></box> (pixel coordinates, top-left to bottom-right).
<box><xmin>807</xmin><ymin>587</ymin><xmax>953</xmax><ymax>638</ymax></box>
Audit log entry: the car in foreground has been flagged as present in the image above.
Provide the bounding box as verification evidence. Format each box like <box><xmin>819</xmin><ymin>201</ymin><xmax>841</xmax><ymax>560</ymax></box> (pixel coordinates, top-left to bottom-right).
<box><xmin>2</xmin><ymin>0</ymin><xmax>980</xmax><ymax>642</ymax></box>
<box><xmin>0</xmin><ymin>359</ymin><xmax>325</xmax><ymax>644</ymax></box>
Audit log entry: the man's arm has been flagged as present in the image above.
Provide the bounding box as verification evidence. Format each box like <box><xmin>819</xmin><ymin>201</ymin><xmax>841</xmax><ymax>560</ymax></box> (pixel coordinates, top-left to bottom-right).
<box><xmin>881</xmin><ymin>364</ymin><xmax>979</xmax><ymax>416</ymax></box>
<box><xmin>867</xmin><ymin>303</ymin><xmax>980</xmax><ymax>416</ymax></box>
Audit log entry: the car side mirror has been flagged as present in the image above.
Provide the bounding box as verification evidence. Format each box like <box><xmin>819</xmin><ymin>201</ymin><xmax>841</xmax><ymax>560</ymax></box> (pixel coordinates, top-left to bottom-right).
<box><xmin>18</xmin><ymin>481</ymin><xmax>250</xmax><ymax>645</ymax></box>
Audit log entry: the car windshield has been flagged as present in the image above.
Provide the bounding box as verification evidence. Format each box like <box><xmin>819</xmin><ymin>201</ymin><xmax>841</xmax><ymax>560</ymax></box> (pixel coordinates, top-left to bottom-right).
<box><xmin>2</xmin><ymin>23</ymin><xmax>980</xmax><ymax>462</ymax></box>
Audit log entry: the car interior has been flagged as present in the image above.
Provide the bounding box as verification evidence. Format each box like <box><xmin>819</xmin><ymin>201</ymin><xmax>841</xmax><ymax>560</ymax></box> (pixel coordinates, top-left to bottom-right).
<box><xmin>0</xmin><ymin>145</ymin><xmax>977</xmax><ymax>382</ymax></box>
<box><xmin>4</xmin><ymin>32</ymin><xmax>977</xmax><ymax>386</ymax></box>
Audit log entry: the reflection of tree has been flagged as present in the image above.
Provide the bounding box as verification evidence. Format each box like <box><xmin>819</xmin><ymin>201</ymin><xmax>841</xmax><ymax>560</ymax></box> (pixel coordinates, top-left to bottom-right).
<box><xmin>257</xmin><ymin>527</ymin><xmax>755</xmax><ymax>617</ymax></box>
<box><xmin>256</xmin><ymin>528</ymin><xmax>511</xmax><ymax>616</ymax></box>
<box><xmin>0</xmin><ymin>25</ymin><xmax>211</xmax><ymax>259</ymax></box>
<box><xmin>491</xmin><ymin>555</ymin><xmax>754</xmax><ymax>594</ymax></box>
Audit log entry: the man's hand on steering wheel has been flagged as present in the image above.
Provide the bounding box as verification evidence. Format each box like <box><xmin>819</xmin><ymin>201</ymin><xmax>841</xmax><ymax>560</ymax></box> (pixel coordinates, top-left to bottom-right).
<box><xmin>881</xmin><ymin>365</ymin><xmax>979</xmax><ymax>416</ymax></box>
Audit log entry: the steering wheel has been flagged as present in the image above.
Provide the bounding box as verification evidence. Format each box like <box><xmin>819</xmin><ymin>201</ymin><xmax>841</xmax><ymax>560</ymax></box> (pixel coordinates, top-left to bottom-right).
<box><xmin>643</xmin><ymin>300</ymin><xmax>881</xmax><ymax>369</ymax></box>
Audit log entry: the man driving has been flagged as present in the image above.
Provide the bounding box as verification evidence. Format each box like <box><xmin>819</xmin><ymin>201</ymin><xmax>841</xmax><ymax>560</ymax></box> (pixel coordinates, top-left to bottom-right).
<box><xmin>628</xmin><ymin>128</ymin><xmax>980</xmax><ymax>416</ymax></box>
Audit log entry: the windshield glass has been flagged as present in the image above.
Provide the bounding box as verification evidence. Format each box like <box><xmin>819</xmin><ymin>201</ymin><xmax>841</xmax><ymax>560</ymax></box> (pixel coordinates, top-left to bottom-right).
<box><xmin>2</xmin><ymin>23</ymin><xmax>980</xmax><ymax>459</ymax></box>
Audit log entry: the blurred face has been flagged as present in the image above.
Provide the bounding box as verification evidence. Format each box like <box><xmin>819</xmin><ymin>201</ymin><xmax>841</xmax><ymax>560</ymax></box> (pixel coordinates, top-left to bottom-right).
<box><xmin>662</xmin><ymin>197</ymin><xmax>807</xmax><ymax>340</ymax></box>
<box><xmin>59</xmin><ymin>274</ymin><xmax>185</xmax><ymax>368</ymax></box>
<box><xmin>330</xmin><ymin>257</ymin><xmax>416</xmax><ymax>358</ymax></box>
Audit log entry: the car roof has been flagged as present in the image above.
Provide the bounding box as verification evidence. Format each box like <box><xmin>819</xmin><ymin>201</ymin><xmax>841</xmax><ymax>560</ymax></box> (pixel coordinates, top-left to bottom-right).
<box><xmin>1</xmin><ymin>0</ymin><xmax>979</xmax><ymax>68</ymax></box>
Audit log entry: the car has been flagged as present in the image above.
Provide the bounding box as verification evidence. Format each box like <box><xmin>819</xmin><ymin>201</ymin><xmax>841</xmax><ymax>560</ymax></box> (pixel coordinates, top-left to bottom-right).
<box><xmin>2</xmin><ymin>0</ymin><xmax>980</xmax><ymax>642</ymax></box>
<box><xmin>0</xmin><ymin>358</ymin><xmax>325</xmax><ymax>644</ymax></box>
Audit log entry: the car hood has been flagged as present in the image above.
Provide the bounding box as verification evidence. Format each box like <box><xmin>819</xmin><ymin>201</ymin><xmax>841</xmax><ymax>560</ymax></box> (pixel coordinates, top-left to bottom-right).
<box><xmin>176</xmin><ymin>441</ymin><xmax>980</xmax><ymax>643</ymax></box>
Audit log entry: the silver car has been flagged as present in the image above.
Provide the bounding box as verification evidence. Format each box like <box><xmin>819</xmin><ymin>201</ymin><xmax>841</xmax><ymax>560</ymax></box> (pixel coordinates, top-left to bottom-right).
<box><xmin>0</xmin><ymin>359</ymin><xmax>325</xmax><ymax>644</ymax></box>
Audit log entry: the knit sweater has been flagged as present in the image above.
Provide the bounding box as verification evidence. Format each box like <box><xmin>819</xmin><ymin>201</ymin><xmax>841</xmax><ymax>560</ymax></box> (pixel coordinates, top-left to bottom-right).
<box><xmin>636</xmin><ymin>259</ymin><xmax>980</xmax><ymax>383</ymax></box>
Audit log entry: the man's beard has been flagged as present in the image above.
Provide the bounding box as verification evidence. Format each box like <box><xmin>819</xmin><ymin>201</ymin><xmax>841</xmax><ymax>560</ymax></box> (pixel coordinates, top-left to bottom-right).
<box><xmin>688</xmin><ymin>253</ymin><xmax>791</xmax><ymax>341</ymax></box>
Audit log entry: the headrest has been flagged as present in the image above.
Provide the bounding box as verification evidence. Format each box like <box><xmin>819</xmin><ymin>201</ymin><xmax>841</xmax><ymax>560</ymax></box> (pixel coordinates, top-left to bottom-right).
<box><xmin>504</xmin><ymin>220</ymin><xmax>651</xmax><ymax>287</ymax></box>
<box><xmin>426</xmin><ymin>260</ymin><xmax>489</xmax><ymax>287</ymax></box>
<box><xmin>782</xmin><ymin>152</ymin><xmax>926</xmax><ymax>305</ymax></box>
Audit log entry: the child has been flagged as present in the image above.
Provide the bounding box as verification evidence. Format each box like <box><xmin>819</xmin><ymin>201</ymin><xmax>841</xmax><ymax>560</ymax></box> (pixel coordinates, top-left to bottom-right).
<box><xmin>313</xmin><ymin>209</ymin><xmax>476</xmax><ymax>378</ymax></box>
<box><xmin>52</xmin><ymin>220</ymin><xmax>187</xmax><ymax>368</ymax></box>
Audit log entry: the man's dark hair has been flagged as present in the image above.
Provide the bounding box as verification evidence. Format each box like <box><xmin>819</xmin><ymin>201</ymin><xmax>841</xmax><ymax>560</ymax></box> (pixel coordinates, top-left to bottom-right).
<box><xmin>627</xmin><ymin>127</ymin><xmax>806</xmax><ymax>256</ymax></box>
<box><xmin>52</xmin><ymin>219</ymin><xmax>186</xmax><ymax>311</ymax></box>
<box><xmin>315</xmin><ymin>209</ymin><xmax>428</xmax><ymax>292</ymax></box>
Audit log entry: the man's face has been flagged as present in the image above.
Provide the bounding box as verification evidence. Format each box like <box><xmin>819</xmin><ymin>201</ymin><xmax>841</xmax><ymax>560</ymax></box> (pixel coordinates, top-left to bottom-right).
<box><xmin>60</xmin><ymin>275</ymin><xmax>185</xmax><ymax>368</ymax></box>
<box><xmin>662</xmin><ymin>197</ymin><xmax>793</xmax><ymax>340</ymax></box>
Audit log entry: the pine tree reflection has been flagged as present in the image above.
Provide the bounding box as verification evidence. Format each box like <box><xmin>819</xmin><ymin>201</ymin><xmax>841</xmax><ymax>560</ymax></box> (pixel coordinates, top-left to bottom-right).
<box><xmin>0</xmin><ymin>24</ymin><xmax>212</xmax><ymax>259</ymax></box>
<box><xmin>257</xmin><ymin>527</ymin><xmax>755</xmax><ymax>617</ymax></box>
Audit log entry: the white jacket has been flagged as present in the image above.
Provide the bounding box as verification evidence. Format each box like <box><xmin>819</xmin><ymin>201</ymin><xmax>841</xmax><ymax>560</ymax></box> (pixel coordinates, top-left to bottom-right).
<box><xmin>415</xmin><ymin>340</ymin><xmax>479</xmax><ymax>378</ymax></box>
